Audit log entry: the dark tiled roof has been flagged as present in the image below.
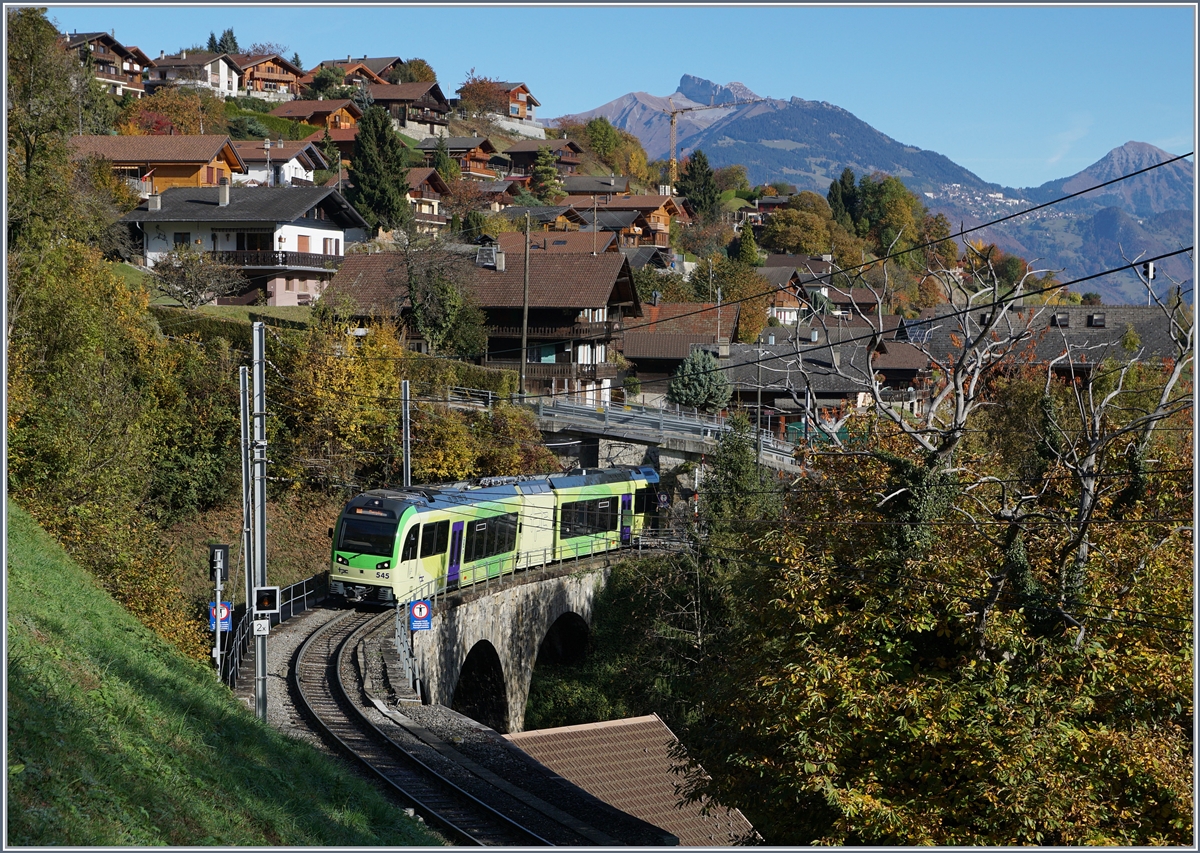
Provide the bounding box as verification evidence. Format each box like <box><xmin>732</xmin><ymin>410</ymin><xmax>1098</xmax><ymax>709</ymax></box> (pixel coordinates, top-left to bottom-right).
<box><xmin>120</xmin><ymin>186</ymin><xmax>368</xmax><ymax>229</ymax></box>
<box><xmin>367</xmin><ymin>82</ymin><xmax>448</xmax><ymax>104</ymax></box>
<box><xmin>758</xmin><ymin>265</ymin><xmax>799</xmax><ymax>287</ymax></box>
<box><xmin>576</xmin><ymin>209</ymin><xmax>642</xmax><ymax>230</ymax></box>
<box><xmin>69</xmin><ymin>134</ymin><xmax>245</xmax><ymax>170</ymax></box>
<box><xmin>232</xmin><ymin>140</ymin><xmax>327</xmax><ymax>169</ymax></box>
<box><xmin>562</xmin><ymin>175</ymin><xmax>630</xmax><ymax>194</ymax></box>
<box><xmin>152</xmin><ymin>51</ymin><xmax>223</xmax><ymax>68</ymax></box>
<box><xmin>269</xmin><ymin>99</ymin><xmax>361</xmax><ymax>120</ymax></box>
<box><xmin>323</xmin><ymin>250</ymin><xmax>637</xmax><ymax>314</ymax></box>
<box><xmin>910</xmin><ymin>304</ymin><xmax>1181</xmax><ymax>366</ymax></box>
<box><xmin>503</xmin><ymin>138</ymin><xmax>584</xmax><ymax>155</ymax></box>
<box><xmin>406</xmin><ymin>166</ymin><xmax>450</xmax><ymax>194</ymax></box>
<box><xmin>496</xmin><ymin>231</ymin><xmax>616</xmax><ymax>254</ymax></box>
<box><xmin>501</xmin><ymin>206</ymin><xmax>587</xmax><ymax>226</ymax></box>
<box><xmin>724</xmin><ymin>341</ymin><xmax>869</xmax><ymax>401</ymax></box>
<box><xmin>415</xmin><ymin>136</ymin><xmax>495</xmax><ymax>153</ymax></box>
<box><xmin>618</xmin><ymin>246</ymin><xmax>670</xmax><ymax>270</ymax></box>
<box><xmin>505</xmin><ymin>715</ymin><xmax>756</xmax><ymax>847</ymax></box>
<box><xmin>303</xmin><ymin>126</ymin><xmax>359</xmax><ymax>145</ymax></box>
<box><xmin>228</xmin><ymin>53</ymin><xmax>303</xmax><ymax>75</ymax></box>
<box><xmin>623</xmin><ymin>302</ymin><xmax>739</xmax><ymax>360</ymax></box>
<box><xmin>318</xmin><ymin>252</ymin><xmax>410</xmax><ymax>316</ymax></box>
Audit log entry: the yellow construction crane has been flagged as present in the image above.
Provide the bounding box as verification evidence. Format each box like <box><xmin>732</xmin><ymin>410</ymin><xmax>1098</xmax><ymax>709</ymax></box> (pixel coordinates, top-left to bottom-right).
<box><xmin>662</xmin><ymin>96</ymin><xmax>766</xmax><ymax>191</ymax></box>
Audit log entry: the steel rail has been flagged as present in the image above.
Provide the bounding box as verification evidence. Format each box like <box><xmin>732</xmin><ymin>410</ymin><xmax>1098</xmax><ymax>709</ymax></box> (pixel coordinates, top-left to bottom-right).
<box><xmin>293</xmin><ymin>608</ymin><xmax>555</xmax><ymax>846</ymax></box>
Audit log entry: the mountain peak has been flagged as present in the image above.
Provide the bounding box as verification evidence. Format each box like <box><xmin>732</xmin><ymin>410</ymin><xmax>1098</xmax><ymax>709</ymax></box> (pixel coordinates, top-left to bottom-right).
<box><xmin>677</xmin><ymin>74</ymin><xmax>760</xmax><ymax>105</ymax></box>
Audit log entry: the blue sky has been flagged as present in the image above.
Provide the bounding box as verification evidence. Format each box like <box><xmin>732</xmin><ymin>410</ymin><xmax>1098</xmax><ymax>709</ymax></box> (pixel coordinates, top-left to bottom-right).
<box><xmin>42</xmin><ymin>3</ymin><xmax>1196</xmax><ymax>188</ymax></box>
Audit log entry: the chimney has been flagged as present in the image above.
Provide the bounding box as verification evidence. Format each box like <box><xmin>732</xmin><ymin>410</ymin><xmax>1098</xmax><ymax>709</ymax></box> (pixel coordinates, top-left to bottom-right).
<box><xmin>218</xmin><ymin>177</ymin><xmax>229</xmax><ymax>207</ymax></box>
<box><xmin>159</xmin><ymin>49</ymin><xmax>165</xmax><ymax>59</ymax></box>
<box><xmin>147</xmin><ymin>194</ymin><xmax>161</xmax><ymax>211</ymax></box>
<box><xmin>494</xmin><ymin>250</ymin><xmax>506</xmax><ymax>272</ymax></box>
<box><xmin>180</xmin><ymin>51</ymin><xmax>186</xmax><ymax>59</ymax></box>
<box><xmin>651</xmin><ymin>290</ymin><xmax>661</xmax><ymax>306</ymax></box>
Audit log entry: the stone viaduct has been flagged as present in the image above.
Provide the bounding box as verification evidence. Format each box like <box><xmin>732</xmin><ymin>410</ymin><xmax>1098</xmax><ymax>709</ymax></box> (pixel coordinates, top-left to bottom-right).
<box><xmin>411</xmin><ymin>564</ymin><xmax>612</xmax><ymax>734</ymax></box>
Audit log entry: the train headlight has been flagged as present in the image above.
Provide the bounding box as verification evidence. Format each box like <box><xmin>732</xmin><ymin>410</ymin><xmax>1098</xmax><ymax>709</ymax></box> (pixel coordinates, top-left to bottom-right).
<box><xmin>376</xmin><ymin>560</ymin><xmax>390</xmax><ymax>570</ymax></box>
<box><xmin>336</xmin><ymin>555</ymin><xmax>349</xmax><ymax>565</ymax></box>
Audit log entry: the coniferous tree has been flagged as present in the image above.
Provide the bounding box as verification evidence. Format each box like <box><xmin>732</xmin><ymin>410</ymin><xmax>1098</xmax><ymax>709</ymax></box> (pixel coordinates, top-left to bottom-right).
<box><xmin>677</xmin><ymin>149</ymin><xmax>720</xmax><ymax>222</ymax></box>
<box><xmin>737</xmin><ymin>225</ymin><xmax>761</xmax><ymax>266</ymax></box>
<box><xmin>666</xmin><ymin>348</ymin><xmax>731</xmax><ymax>412</ymax></box>
<box><xmin>348</xmin><ymin>105</ymin><xmax>413</xmax><ymax>235</ymax></box>
<box><xmin>431</xmin><ymin>135</ymin><xmax>460</xmax><ymax>182</ymax></box>
<box><xmin>215</xmin><ymin>28</ymin><xmax>238</xmax><ymax>54</ymax></box>
<box><xmin>206</xmin><ymin>32</ymin><xmax>219</xmax><ymax>53</ymax></box>
<box><xmin>529</xmin><ymin>146</ymin><xmax>563</xmax><ymax>203</ymax></box>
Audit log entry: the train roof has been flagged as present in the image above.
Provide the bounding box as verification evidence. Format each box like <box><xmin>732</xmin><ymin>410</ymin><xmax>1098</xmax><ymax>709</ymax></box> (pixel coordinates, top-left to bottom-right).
<box><xmin>348</xmin><ymin>467</ymin><xmax>658</xmax><ymax>515</ymax></box>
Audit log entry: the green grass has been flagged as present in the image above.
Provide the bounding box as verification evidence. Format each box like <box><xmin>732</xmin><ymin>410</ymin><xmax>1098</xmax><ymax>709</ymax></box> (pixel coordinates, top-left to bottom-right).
<box><xmin>198</xmin><ymin>304</ymin><xmax>314</xmax><ymax>325</ymax></box>
<box><xmin>5</xmin><ymin>503</ymin><xmax>444</xmax><ymax>847</ymax></box>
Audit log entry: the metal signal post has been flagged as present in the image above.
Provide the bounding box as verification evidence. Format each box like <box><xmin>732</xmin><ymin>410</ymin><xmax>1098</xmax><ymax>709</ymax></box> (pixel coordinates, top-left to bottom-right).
<box><xmin>252</xmin><ymin>321</ymin><xmax>268</xmax><ymax>722</ymax></box>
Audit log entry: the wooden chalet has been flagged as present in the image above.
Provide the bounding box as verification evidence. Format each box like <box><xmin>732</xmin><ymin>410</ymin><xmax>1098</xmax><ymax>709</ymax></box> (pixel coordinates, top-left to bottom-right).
<box><xmin>230</xmin><ymin>139</ymin><xmax>328</xmax><ymax>186</ymax></box>
<box><xmin>495</xmin><ymin>81</ymin><xmax>541</xmax><ymax>123</ymax></box>
<box><xmin>504</xmin><ymin>139</ymin><xmax>584</xmax><ymax>176</ymax></box>
<box><xmin>68</xmin><ymin>134</ymin><xmax>246</xmax><ymax>197</ymax></box>
<box><xmin>60</xmin><ymin>30</ymin><xmax>154</xmax><ymax>99</ymax></box>
<box><xmin>322</xmin><ymin>250</ymin><xmax>641</xmax><ymax>404</ymax></box>
<box><xmin>299</xmin><ymin>60</ymin><xmax>387</xmax><ymax>88</ymax></box>
<box><xmin>270</xmin><ymin>99</ymin><xmax>362</xmax><ymax>129</ymax></box>
<box><xmin>228</xmin><ymin>53</ymin><xmax>304</xmax><ymax>99</ymax></box>
<box><xmin>415</xmin><ymin>136</ymin><xmax>499</xmax><ymax>180</ymax></box>
<box><xmin>145</xmin><ymin>50</ymin><xmax>241</xmax><ymax>97</ymax></box>
<box><xmin>562</xmin><ymin>195</ymin><xmax>682</xmax><ymax>248</ymax></box>
<box><xmin>367</xmin><ymin>82</ymin><xmax>451</xmax><ymax>137</ymax></box>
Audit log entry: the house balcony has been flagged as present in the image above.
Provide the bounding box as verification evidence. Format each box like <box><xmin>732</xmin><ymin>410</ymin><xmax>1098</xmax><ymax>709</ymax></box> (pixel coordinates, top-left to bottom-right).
<box><xmin>486</xmin><ymin>320</ymin><xmax>623</xmax><ymax>341</ymax></box>
<box><xmin>209</xmin><ymin>250</ymin><xmax>343</xmax><ymax>272</ymax></box>
<box><xmin>95</xmin><ymin>68</ymin><xmax>145</xmax><ymax>88</ymax></box>
<box><xmin>251</xmin><ymin>69</ymin><xmax>298</xmax><ymax>82</ymax></box>
<box><xmin>405</xmin><ymin>109</ymin><xmax>449</xmax><ymax>125</ymax></box>
<box><xmin>410</xmin><ymin>189</ymin><xmax>441</xmax><ymax>201</ymax></box>
<box><xmin>481</xmin><ymin>359</ymin><xmax>619</xmax><ymax>381</ymax></box>
<box><xmin>413</xmin><ymin>211</ymin><xmax>447</xmax><ymax>226</ymax></box>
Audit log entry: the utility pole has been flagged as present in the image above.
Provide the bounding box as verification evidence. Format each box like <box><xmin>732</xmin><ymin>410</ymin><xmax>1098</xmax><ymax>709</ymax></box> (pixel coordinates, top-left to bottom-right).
<box><xmin>756</xmin><ymin>339</ymin><xmax>763</xmax><ymax>465</ymax></box>
<box><xmin>252</xmin><ymin>321</ymin><xmax>268</xmax><ymax>723</ymax></box>
<box><xmin>239</xmin><ymin>367</ymin><xmax>253</xmax><ymax>635</ymax></box>
<box><xmin>402</xmin><ymin>379</ymin><xmax>412</xmax><ymax>487</ymax></box>
<box><xmin>520</xmin><ymin>212</ymin><xmax>531</xmax><ymax>400</ymax></box>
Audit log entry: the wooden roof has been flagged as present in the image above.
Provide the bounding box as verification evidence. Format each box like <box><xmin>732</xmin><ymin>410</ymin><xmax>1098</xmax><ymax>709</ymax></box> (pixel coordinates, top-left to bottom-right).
<box><xmin>506</xmin><ymin>715</ymin><xmax>756</xmax><ymax>847</ymax></box>
<box><xmin>68</xmin><ymin>134</ymin><xmax>246</xmax><ymax>172</ymax></box>
<box><xmin>269</xmin><ymin>99</ymin><xmax>362</xmax><ymax>121</ymax></box>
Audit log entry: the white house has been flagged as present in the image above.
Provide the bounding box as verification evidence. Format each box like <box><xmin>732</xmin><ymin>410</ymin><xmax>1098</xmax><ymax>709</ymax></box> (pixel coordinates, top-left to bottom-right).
<box><xmin>145</xmin><ymin>50</ymin><xmax>242</xmax><ymax>98</ymax></box>
<box><xmin>230</xmin><ymin>139</ymin><xmax>329</xmax><ymax>187</ymax></box>
<box><xmin>122</xmin><ymin>184</ymin><xmax>370</xmax><ymax>306</ymax></box>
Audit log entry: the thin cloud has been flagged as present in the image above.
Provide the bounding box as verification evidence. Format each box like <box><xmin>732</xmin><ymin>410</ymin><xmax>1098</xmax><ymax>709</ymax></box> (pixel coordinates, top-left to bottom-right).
<box><xmin>1046</xmin><ymin>114</ymin><xmax>1094</xmax><ymax>167</ymax></box>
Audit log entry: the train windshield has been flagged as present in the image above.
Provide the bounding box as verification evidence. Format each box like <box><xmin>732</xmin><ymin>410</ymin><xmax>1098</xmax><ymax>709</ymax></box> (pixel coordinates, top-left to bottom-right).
<box><xmin>337</xmin><ymin>516</ymin><xmax>398</xmax><ymax>558</ymax></box>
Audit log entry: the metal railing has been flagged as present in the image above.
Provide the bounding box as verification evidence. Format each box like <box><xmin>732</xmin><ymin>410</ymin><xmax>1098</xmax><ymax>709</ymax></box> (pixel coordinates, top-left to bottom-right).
<box><xmin>209</xmin><ymin>250</ymin><xmax>342</xmax><ymax>271</ymax></box>
<box><xmin>217</xmin><ymin>571</ymin><xmax>329</xmax><ymax>688</ymax></box>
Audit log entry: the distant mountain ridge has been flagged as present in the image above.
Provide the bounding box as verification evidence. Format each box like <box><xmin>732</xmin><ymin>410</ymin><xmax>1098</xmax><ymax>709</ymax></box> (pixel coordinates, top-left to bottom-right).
<box><xmin>556</xmin><ymin>76</ymin><xmax>1193</xmax><ymax>304</ymax></box>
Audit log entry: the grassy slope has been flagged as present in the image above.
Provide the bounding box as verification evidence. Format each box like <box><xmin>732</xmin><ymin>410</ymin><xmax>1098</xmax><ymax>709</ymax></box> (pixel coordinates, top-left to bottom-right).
<box><xmin>5</xmin><ymin>503</ymin><xmax>443</xmax><ymax>847</ymax></box>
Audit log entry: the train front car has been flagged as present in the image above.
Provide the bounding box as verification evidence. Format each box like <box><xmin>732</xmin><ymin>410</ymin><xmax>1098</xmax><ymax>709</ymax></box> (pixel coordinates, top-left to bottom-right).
<box><xmin>330</xmin><ymin>490</ymin><xmax>425</xmax><ymax>605</ymax></box>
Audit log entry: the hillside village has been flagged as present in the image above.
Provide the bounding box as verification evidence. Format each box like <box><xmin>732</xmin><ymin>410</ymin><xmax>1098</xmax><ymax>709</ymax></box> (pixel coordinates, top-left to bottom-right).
<box><xmin>52</xmin><ymin>25</ymin><xmax>1185</xmax><ymax>423</ymax></box>
<box><xmin>8</xmin><ymin>11</ymin><xmax>1194</xmax><ymax>848</ymax></box>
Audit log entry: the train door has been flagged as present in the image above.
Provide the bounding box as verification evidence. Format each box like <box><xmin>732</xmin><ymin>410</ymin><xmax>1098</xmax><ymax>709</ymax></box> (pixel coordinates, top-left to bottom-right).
<box><xmin>620</xmin><ymin>493</ymin><xmax>632</xmax><ymax>545</ymax></box>
<box><xmin>399</xmin><ymin>525</ymin><xmax>420</xmax><ymax>596</ymax></box>
<box><xmin>447</xmin><ymin>521</ymin><xmax>464</xmax><ymax>588</ymax></box>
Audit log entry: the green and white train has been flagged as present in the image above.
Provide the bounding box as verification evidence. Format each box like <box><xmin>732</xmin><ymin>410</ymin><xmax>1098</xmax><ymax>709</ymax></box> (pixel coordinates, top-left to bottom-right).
<box><xmin>329</xmin><ymin>466</ymin><xmax>662</xmax><ymax>604</ymax></box>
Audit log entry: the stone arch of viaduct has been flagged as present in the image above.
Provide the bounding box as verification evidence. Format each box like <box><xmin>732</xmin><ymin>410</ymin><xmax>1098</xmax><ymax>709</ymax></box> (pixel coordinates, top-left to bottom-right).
<box><xmin>411</xmin><ymin>567</ymin><xmax>609</xmax><ymax>734</ymax></box>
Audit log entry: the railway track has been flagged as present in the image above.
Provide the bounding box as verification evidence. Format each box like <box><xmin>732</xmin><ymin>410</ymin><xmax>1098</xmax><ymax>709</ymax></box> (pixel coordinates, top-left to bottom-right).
<box><xmin>293</xmin><ymin>607</ymin><xmax>570</xmax><ymax>846</ymax></box>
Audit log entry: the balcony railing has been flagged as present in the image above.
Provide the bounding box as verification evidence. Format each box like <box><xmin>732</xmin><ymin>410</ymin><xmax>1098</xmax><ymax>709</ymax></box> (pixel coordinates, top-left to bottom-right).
<box><xmin>480</xmin><ymin>359</ymin><xmax>620</xmax><ymax>381</ymax></box>
<box><xmin>209</xmin><ymin>250</ymin><xmax>342</xmax><ymax>271</ymax></box>
<box><xmin>486</xmin><ymin>320</ymin><xmax>622</xmax><ymax>340</ymax></box>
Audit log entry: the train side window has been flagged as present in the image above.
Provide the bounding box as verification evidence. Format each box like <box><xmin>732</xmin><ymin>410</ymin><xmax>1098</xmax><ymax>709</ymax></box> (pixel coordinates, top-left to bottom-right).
<box><xmin>597</xmin><ymin>500</ymin><xmax>613</xmax><ymax>532</ymax></box>
<box><xmin>400</xmin><ymin>527</ymin><xmax>419</xmax><ymax>561</ymax></box>
<box><xmin>635</xmin><ymin>488</ymin><xmax>648</xmax><ymax>514</ymax></box>
<box><xmin>420</xmin><ymin>520</ymin><xmax>449</xmax><ymax>557</ymax></box>
<box><xmin>561</xmin><ymin>502</ymin><xmax>576</xmax><ymax>537</ymax></box>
